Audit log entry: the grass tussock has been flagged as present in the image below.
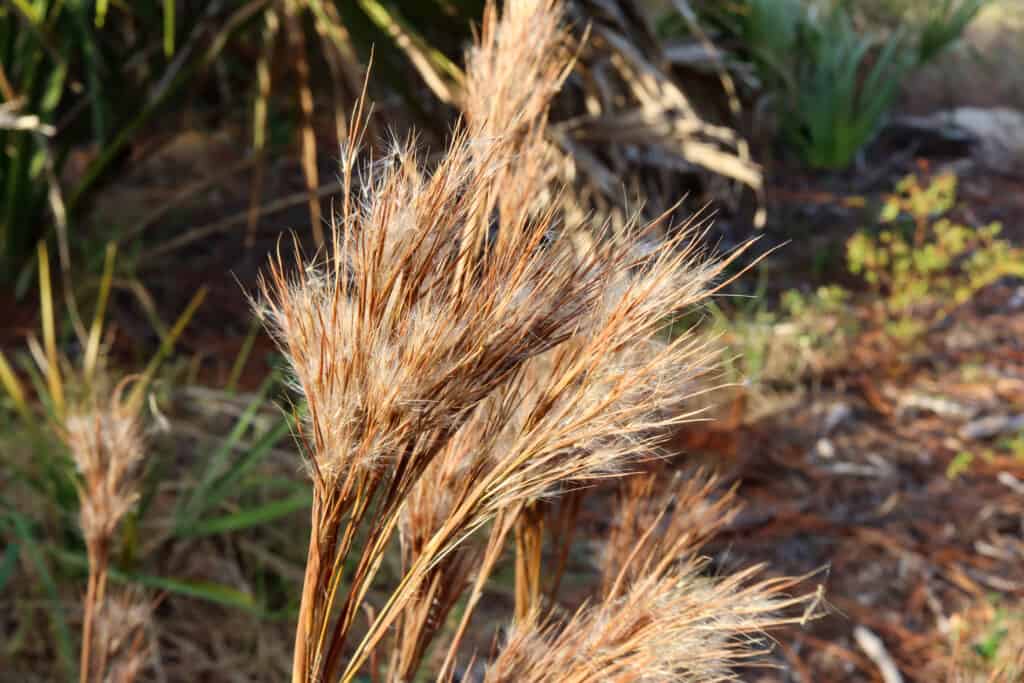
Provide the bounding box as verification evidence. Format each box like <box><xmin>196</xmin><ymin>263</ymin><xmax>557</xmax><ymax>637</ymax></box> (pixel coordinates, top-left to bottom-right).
<box><xmin>485</xmin><ymin>559</ymin><xmax>804</xmax><ymax>683</ymax></box>
<box><xmin>482</xmin><ymin>470</ymin><xmax>812</xmax><ymax>683</ymax></box>
<box><xmin>255</xmin><ymin>1</ymin><xmax>812</xmax><ymax>681</ymax></box>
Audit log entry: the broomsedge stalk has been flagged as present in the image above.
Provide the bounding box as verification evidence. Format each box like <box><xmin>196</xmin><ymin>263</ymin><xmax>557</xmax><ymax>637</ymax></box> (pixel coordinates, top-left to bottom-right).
<box><xmin>257</xmin><ymin>1</ymin><xmax>811</xmax><ymax>681</ymax></box>
<box><xmin>64</xmin><ymin>380</ymin><xmax>151</xmax><ymax>683</ymax></box>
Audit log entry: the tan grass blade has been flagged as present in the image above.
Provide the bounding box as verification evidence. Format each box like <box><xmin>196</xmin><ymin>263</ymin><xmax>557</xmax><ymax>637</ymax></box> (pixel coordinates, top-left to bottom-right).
<box><xmin>0</xmin><ymin>349</ymin><xmax>30</xmax><ymax>422</ymax></box>
<box><xmin>513</xmin><ymin>501</ymin><xmax>544</xmax><ymax>621</ymax></box>
<box><xmin>285</xmin><ymin>1</ymin><xmax>324</xmax><ymax>247</ymax></box>
<box><xmin>83</xmin><ymin>243</ymin><xmax>116</xmax><ymax>387</ymax></box>
<box><xmin>125</xmin><ymin>286</ymin><xmax>206</xmax><ymax>411</ymax></box>
<box><xmin>246</xmin><ymin>9</ymin><xmax>280</xmax><ymax>248</ymax></box>
<box><xmin>37</xmin><ymin>242</ymin><xmax>64</xmax><ymax>419</ymax></box>
<box><xmin>44</xmin><ymin>143</ymin><xmax>88</xmax><ymax>345</ymax></box>
<box><xmin>357</xmin><ymin>0</ymin><xmax>464</xmax><ymax>105</ymax></box>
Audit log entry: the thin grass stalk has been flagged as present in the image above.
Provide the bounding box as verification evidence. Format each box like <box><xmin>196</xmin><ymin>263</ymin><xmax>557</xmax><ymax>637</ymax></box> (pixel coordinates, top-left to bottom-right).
<box><xmin>37</xmin><ymin>242</ymin><xmax>64</xmax><ymax>419</ymax></box>
<box><xmin>44</xmin><ymin>138</ymin><xmax>89</xmax><ymax>347</ymax></box>
<box><xmin>436</xmin><ymin>507</ymin><xmax>518</xmax><ymax>682</ymax></box>
<box><xmin>79</xmin><ymin>534</ymin><xmax>113</xmax><ymax>683</ymax></box>
<box><xmin>513</xmin><ymin>501</ymin><xmax>544</xmax><ymax>621</ymax></box>
<box><xmin>543</xmin><ymin>488</ymin><xmax>583</xmax><ymax>604</ymax></box>
<box><xmin>291</xmin><ymin>498</ymin><xmax>322</xmax><ymax>683</ymax></box>
<box><xmin>79</xmin><ymin>543</ymin><xmax>104</xmax><ymax>683</ymax></box>
<box><xmin>0</xmin><ymin>349</ymin><xmax>31</xmax><ymax>423</ymax></box>
<box><xmin>246</xmin><ymin>10</ymin><xmax>279</xmax><ymax>248</ymax></box>
<box><xmin>356</xmin><ymin>0</ymin><xmax>464</xmax><ymax>105</ymax></box>
<box><xmin>284</xmin><ymin>0</ymin><xmax>324</xmax><ymax>247</ymax></box>
<box><xmin>83</xmin><ymin>243</ymin><xmax>116</xmax><ymax>387</ymax></box>
<box><xmin>125</xmin><ymin>286</ymin><xmax>206</xmax><ymax>411</ymax></box>
<box><xmin>390</xmin><ymin>411</ymin><xmax>522</xmax><ymax>680</ymax></box>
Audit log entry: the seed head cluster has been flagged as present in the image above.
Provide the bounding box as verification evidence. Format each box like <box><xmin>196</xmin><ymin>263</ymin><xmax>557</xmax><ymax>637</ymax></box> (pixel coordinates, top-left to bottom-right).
<box><xmin>256</xmin><ymin>1</ymin><xmax>812</xmax><ymax>681</ymax></box>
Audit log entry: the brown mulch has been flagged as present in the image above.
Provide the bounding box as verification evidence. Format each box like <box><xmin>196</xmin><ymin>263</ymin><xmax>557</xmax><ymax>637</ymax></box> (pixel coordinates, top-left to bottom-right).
<box><xmin>670</xmin><ymin>285</ymin><xmax>1024</xmax><ymax>682</ymax></box>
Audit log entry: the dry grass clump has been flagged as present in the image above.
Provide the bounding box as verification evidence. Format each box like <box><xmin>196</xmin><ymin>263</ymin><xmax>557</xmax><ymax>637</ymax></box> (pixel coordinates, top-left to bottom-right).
<box><xmin>255</xmin><ymin>1</ymin><xmax>811</xmax><ymax>681</ymax></box>
<box><xmin>63</xmin><ymin>382</ymin><xmax>152</xmax><ymax>683</ymax></box>
<box><xmin>551</xmin><ymin>2</ymin><xmax>764</xmax><ymax>232</ymax></box>
<box><xmin>482</xmin><ymin>469</ymin><xmax>812</xmax><ymax>683</ymax></box>
<box><xmin>484</xmin><ymin>559</ymin><xmax>802</xmax><ymax>683</ymax></box>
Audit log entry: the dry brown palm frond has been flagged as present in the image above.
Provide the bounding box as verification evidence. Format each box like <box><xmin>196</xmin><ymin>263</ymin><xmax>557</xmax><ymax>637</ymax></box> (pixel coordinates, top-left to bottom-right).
<box><xmin>552</xmin><ymin>1</ymin><xmax>765</xmax><ymax>232</ymax></box>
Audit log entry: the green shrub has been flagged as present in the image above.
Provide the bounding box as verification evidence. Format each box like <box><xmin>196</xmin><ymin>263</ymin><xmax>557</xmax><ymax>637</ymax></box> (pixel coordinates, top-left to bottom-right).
<box><xmin>847</xmin><ymin>172</ymin><xmax>1024</xmax><ymax>343</ymax></box>
<box><xmin>710</xmin><ymin>170</ymin><xmax>1022</xmax><ymax>392</ymax></box>
<box><xmin>701</xmin><ymin>0</ymin><xmax>984</xmax><ymax>169</ymax></box>
<box><xmin>787</xmin><ymin>9</ymin><xmax>912</xmax><ymax>169</ymax></box>
<box><xmin>917</xmin><ymin>0</ymin><xmax>989</xmax><ymax>63</ymax></box>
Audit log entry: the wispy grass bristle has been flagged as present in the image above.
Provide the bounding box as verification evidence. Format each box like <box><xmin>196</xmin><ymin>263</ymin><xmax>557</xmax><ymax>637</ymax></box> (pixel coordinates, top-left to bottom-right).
<box><xmin>484</xmin><ymin>558</ymin><xmax>806</xmax><ymax>683</ymax></box>
<box><xmin>65</xmin><ymin>387</ymin><xmax>145</xmax><ymax>545</ymax></box>
<box><xmin>485</xmin><ymin>469</ymin><xmax>812</xmax><ymax>683</ymax></box>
